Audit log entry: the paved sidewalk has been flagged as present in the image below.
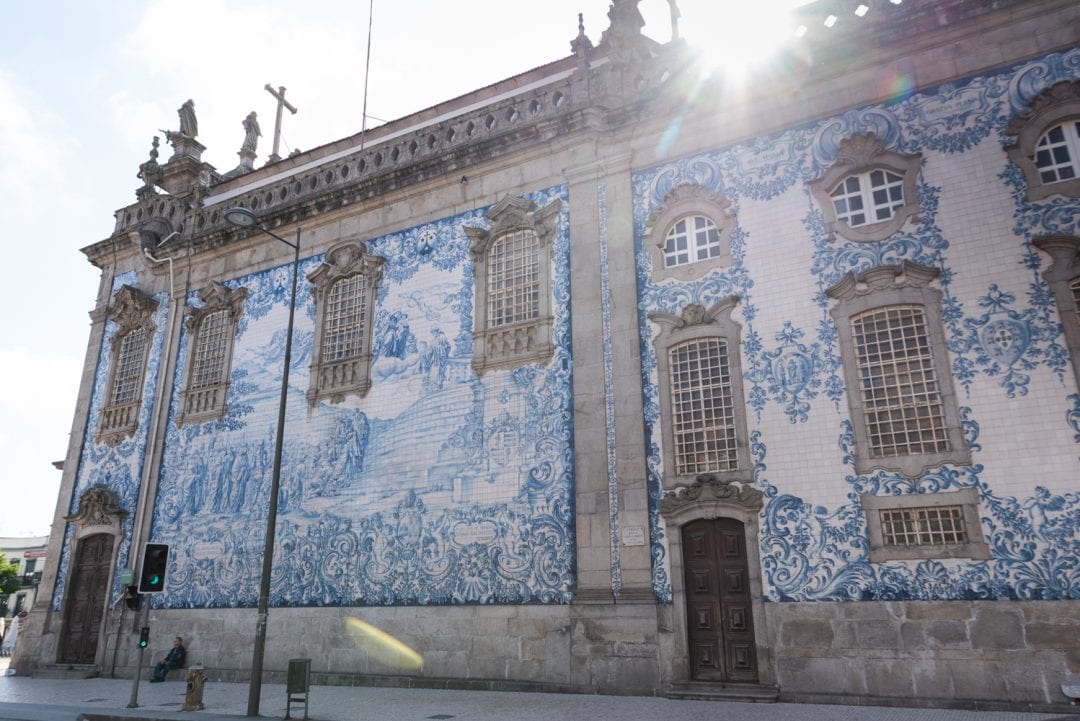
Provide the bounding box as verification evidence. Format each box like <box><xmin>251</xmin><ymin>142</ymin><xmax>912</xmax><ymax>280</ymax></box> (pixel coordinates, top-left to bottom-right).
<box><xmin>2</xmin><ymin>670</ymin><xmax>1079</xmax><ymax>721</ymax></box>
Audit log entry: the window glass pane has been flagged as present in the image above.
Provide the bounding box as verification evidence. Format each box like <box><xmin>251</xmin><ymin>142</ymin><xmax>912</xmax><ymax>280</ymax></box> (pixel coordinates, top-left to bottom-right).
<box><xmin>323</xmin><ymin>274</ymin><xmax>368</xmax><ymax>361</ymax></box>
<box><xmin>1034</xmin><ymin>122</ymin><xmax>1080</xmax><ymax>184</ymax></box>
<box><xmin>111</xmin><ymin>328</ymin><xmax>147</xmax><ymax>405</ymax></box>
<box><xmin>487</xmin><ymin>229</ymin><xmax>540</xmax><ymax>326</ymax></box>
<box><xmin>189</xmin><ymin>309</ymin><xmax>230</xmax><ymax>389</ymax></box>
<box><xmin>879</xmin><ymin>505</ymin><xmax>968</xmax><ymax>547</ymax></box>
<box><xmin>664</xmin><ymin>215</ymin><xmax>720</xmax><ymax>268</ymax></box>
<box><xmin>851</xmin><ymin>305</ymin><xmax>948</xmax><ymax>458</ymax></box>
<box><xmin>832</xmin><ymin>169</ymin><xmax>906</xmax><ymax>228</ymax></box>
<box><xmin>668</xmin><ymin>337</ymin><xmax>738</xmax><ymax>475</ymax></box>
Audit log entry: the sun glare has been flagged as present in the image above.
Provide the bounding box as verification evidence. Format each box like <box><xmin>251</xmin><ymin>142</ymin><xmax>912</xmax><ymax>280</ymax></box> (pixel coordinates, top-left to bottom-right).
<box><xmin>344</xmin><ymin>617</ymin><xmax>424</xmax><ymax>671</ymax></box>
<box><xmin>678</xmin><ymin>0</ymin><xmax>804</xmax><ymax>80</ymax></box>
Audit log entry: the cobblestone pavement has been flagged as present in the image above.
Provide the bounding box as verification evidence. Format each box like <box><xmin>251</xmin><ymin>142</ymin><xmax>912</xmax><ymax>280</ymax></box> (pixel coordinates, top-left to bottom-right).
<box><xmin>2</xmin><ymin>659</ymin><xmax>1078</xmax><ymax>721</ymax></box>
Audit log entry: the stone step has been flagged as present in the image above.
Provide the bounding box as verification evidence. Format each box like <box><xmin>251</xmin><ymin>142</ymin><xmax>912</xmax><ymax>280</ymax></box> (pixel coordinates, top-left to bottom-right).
<box><xmin>666</xmin><ymin>681</ymin><xmax>779</xmax><ymax>703</ymax></box>
<box><xmin>35</xmin><ymin>664</ymin><xmax>100</xmax><ymax>679</ymax></box>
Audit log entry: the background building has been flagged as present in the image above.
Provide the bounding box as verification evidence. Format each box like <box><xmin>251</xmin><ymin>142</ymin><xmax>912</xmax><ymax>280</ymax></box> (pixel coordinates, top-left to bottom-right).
<box><xmin>0</xmin><ymin>536</ymin><xmax>48</xmax><ymax>619</ymax></box>
<box><xmin>14</xmin><ymin>0</ymin><xmax>1080</xmax><ymax>710</ymax></box>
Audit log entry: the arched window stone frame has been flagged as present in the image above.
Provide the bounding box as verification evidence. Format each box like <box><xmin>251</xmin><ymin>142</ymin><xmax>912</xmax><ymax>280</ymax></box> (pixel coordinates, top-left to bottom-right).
<box><xmin>306</xmin><ymin>239</ymin><xmax>385</xmax><ymax>406</ymax></box>
<box><xmin>1005</xmin><ymin>80</ymin><xmax>1080</xmax><ymax>202</ymax></box>
<box><xmin>98</xmin><ymin>285</ymin><xmax>158</xmax><ymax>447</ymax></box>
<box><xmin>648</xmin><ymin>297</ymin><xmax>751</xmax><ymax>487</ymax></box>
<box><xmin>643</xmin><ymin>183</ymin><xmax>735</xmax><ymax>282</ymax></box>
<box><xmin>826</xmin><ymin>262</ymin><xmax>970</xmax><ymax>478</ymax></box>
<box><xmin>178</xmin><ymin>281</ymin><xmax>247</xmax><ymax>425</ymax></box>
<box><xmin>809</xmin><ymin>132</ymin><xmax>922</xmax><ymax>243</ymax></box>
<box><xmin>1034</xmin><ymin>236</ymin><xmax>1080</xmax><ymax>390</ymax></box>
<box><xmin>465</xmin><ymin>195</ymin><xmax>561</xmax><ymax>376</ymax></box>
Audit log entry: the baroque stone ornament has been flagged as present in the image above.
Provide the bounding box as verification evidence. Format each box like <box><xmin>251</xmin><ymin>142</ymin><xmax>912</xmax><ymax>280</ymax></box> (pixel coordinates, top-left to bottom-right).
<box><xmin>65</xmin><ymin>484</ymin><xmax>127</xmax><ymax>528</ymax></box>
<box><xmin>660</xmin><ymin>474</ymin><xmax>763</xmax><ymax>516</ymax></box>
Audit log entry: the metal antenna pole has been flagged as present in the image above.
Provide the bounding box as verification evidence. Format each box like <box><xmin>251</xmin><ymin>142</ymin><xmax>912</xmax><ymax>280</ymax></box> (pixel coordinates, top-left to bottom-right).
<box><xmin>360</xmin><ymin>0</ymin><xmax>375</xmax><ymax>151</ymax></box>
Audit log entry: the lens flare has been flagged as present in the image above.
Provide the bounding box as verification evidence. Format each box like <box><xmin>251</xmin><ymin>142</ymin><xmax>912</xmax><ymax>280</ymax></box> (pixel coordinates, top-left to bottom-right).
<box><xmin>344</xmin><ymin>618</ymin><xmax>424</xmax><ymax>671</ymax></box>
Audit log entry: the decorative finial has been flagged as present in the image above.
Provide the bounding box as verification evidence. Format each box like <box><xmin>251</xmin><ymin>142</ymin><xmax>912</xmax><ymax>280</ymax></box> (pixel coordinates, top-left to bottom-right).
<box><xmin>571</xmin><ymin>12</ymin><xmax>593</xmax><ymax>56</ymax></box>
<box><xmin>668</xmin><ymin>0</ymin><xmax>680</xmax><ymax>40</ymax></box>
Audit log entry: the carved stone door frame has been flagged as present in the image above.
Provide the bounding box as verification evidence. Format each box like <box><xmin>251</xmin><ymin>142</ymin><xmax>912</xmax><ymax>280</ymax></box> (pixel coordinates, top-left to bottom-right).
<box><xmin>56</xmin><ymin>485</ymin><xmax>128</xmax><ymax>667</ymax></box>
<box><xmin>660</xmin><ymin>475</ymin><xmax>775</xmax><ymax>687</ymax></box>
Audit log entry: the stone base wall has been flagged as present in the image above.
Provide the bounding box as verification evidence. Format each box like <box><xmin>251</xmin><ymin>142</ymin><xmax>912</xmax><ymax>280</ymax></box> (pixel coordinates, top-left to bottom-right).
<box><xmin>95</xmin><ymin>602</ymin><xmax>668</xmax><ymax>696</ymax></box>
<box><xmin>766</xmin><ymin>600</ymin><xmax>1080</xmax><ymax>709</ymax></box>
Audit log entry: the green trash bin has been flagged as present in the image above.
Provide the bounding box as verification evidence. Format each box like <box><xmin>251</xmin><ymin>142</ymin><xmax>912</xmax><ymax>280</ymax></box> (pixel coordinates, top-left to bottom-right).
<box><xmin>285</xmin><ymin>658</ymin><xmax>310</xmax><ymax>720</ymax></box>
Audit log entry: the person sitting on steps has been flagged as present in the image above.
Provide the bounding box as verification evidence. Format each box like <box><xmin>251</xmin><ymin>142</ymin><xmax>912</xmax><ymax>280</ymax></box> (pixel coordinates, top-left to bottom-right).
<box><xmin>149</xmin><ymin>636</ymin><xmax>186</xmax><ymax>682</ymax></box>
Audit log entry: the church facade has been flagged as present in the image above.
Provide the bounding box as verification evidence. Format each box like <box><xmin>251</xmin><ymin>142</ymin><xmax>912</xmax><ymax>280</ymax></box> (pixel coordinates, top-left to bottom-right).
<box><xmin>16</xmin><ymin>0</ymin><xmax>1080</xmax><ymax>710</ymax></box>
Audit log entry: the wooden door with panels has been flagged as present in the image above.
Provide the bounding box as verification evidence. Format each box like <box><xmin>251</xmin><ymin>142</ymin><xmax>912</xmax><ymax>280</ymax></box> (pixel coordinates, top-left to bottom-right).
<box><xmin>682</xmin><ymin>517</ymin><xmax>758</xmax><ymax>682</ymax></box>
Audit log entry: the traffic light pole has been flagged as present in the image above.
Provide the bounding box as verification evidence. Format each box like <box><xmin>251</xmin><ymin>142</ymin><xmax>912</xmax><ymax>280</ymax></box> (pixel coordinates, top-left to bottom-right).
<box><xmin>127</xmin><ymin>598</ymin><xmax>148</xmax><ymax>708</ymax></box>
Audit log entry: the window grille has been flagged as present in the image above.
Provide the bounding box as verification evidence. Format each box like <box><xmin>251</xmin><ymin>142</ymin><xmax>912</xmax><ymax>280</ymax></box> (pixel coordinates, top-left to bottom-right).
<box><xmin>189</xmin><ymin>309</ymin><xmax>229</xmax><ymax>389</ymax></box>
<box><xmin>323</xmin><ymin>275</ymin><xmax>368</xmax><ymax>362</ymax></box>
<box><xmin>487</xmin><ymin>229</ymin><xmax>540</xmax><ymax>327</ymax></box>
<box><xmin>663</xmin><ymin>215</ymin><xmax>722</xmax><ymax>268</ymax></box>
<box><xmin>879</xmin><ymin>504</ymin><xmax>968</xmax><ymax>547</ymax></box>
<box><xmin>1035</xmin><ymin>121</ymin><xmax>1080</xmax><ymax>184</ymax></box>
<box><xmin>668</xmin><ymin>337</ymin><xmax>739</xmax><ymax>475</ymax></box>
<box><xmin>830</xmin><ymin>169</ymin><xmax>905</xmax><ymax>227</ymax></box>
<box><xmin>110</xmin><ymin>328</ymin><xmax>146</xmax><ymax>406</ymax></box>
<box><xmin>851</xmin><ymin>305</ymin><xmax>948</xmax><ymax>458</ymax></box>
<box><xmin>1071</xmin><ymin>277</ymin><xmax>1080</xmax><ymax>319</ymax></box>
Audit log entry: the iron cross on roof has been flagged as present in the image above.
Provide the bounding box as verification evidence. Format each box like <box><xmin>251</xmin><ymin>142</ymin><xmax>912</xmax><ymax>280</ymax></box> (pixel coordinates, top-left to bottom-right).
<box><xmin>264</xmin><ymin>84</ymin><xmax>298</xmax><ymax>163</ymax></box>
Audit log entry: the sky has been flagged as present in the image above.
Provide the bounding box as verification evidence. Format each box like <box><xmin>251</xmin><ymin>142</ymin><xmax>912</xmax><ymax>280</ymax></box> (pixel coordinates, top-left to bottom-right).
<box><xmin>0</xmin><ymin>0</ymin><xmax>809</xmax><ymax>538</ymax></box>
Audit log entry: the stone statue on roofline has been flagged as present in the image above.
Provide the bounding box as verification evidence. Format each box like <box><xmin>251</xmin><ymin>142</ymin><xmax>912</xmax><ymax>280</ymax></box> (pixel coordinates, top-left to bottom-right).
<box><xmin>178</xmin><ymin>99</ymin><xmax>198</xmax><ymax>138</ymax></box>
<box><xmin>241</xmin><ymin>111</ymin><xmax>261</xmax><ymax>153</ymax></box>
<box><xmin>160</xmin><ymin>98</ymin><xmax>206</xmax><ymax>163</ymax></box>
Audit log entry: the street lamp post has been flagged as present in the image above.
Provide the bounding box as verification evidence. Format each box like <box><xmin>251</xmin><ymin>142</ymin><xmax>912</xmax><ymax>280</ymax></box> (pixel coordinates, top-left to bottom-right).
<box><xmin>223</xmin><ymin>207</ymin><xmax>300</xmax><ymax>718</ymax></box>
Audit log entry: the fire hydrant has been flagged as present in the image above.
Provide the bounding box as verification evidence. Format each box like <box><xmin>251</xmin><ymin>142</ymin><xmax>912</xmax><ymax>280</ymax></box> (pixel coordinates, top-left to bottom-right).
<box><xmin>183</xmin><ymin>665</ymin><xmax>205</xmax><ymax>711</ymax></box>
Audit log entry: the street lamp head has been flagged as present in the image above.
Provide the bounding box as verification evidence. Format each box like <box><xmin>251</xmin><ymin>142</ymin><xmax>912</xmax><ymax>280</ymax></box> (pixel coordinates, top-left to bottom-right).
<box><xmin>224</xmin><ymin>207</ymin><xmax>259</xmax><ymax>228</ymax></box>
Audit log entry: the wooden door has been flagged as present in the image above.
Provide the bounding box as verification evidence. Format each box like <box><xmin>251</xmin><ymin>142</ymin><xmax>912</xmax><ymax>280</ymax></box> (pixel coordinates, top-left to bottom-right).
<box><xmin>58</xmin><ymin>533</ymin><xmax>113</xmax><ymax>664</ymax></box>
<box><xmin>683</xmin><ymin>518</ymin><xmax>758</xmax><ymax>682</ymax></box>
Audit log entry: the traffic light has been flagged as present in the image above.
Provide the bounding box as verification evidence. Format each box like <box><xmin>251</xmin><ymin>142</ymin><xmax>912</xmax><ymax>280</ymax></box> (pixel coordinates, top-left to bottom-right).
<box><xmin>124</xmin><ymin>585</ymin><xmax>141</xmax><ymax>611</ymax></box>
<box><xmin>138</xmin><ymin>543</ymin><xmax>170</xmax><ymax>594</ymax></box>
<box><xmin>139</xmin><ymin>627</ymin><xmax>150</xmax><ymax>648</ymax></box>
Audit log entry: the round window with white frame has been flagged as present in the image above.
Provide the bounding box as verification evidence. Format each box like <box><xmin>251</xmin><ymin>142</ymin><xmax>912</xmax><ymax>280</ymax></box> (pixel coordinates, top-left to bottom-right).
<box><xmin>829</xmin><ymin>169</ymin><xmax>905</xmax><ymax>228</ymax></box>
<box><xmin>644</xmin><ymin>183</ymin><xmax>734</xmax><ymax>282</ymax></box>
<box><xmin>662</xmin><ymin>214</ymin><xmax>723</xmax><ymax>268</ymax></box>
<box><xmin>808</xmin><ymin>132</ymin><xmax>922</xmax><ymax>243</ymax></box>
<box><xmin>1034</xmin><ymin>120</ymin><xmax>1080</xmax><ymax>185</ymax></box>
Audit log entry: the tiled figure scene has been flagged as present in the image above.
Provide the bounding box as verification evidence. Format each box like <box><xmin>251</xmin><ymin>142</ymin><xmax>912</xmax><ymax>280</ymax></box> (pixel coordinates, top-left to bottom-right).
<box><xmin>58</xmin><ymin>187</ymin><xmax>575</xmax><ymax>610</ymax></box>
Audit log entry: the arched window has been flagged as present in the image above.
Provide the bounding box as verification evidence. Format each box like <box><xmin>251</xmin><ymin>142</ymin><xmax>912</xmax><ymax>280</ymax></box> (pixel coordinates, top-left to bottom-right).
<box><xmin>98</xmin><ymin>285</ymin><xmax>158</xmax><ymax>446</ymax></box>
<box><xmin>487</xmin><ymin>228</ymin><xmax>540</xmax><ymax>327</ymax></box>
<box><xmin>307</xmin><ymin>240</ymin><xmax>384</xmax><ymax>405</ymax></box>
<box><xmin>826</xmin><ymin>263</ymin><xmax>969</xmax><ymax>477</ymax></box>
<box><xmin>649</xmin><ymin>298</ymin><xmax>751</xmax><ymax>484</ymax></box>
<box><xmin>1005</xmin><ymin>80</ymin><xmax>1080</xmax><ymax>201</ymax></box>
<box><xmin>662</xmin><ymin>215</ymin><xmax>722</xmax><ymax>269</ymax></box>
<box><xmin>1034</xmin><ymin>121</ymin><xmax>1080</xmax><ymax>184</ymax></box>
<box><xmin>644</xmin><ymin>184</ymin><xmax>734</xmax><ymax>282</ymax></box>
<box><xmin>466</xmin><ymin>195</ymin><xmax>561</xmax><ymax>375</ymax></box>
<box><xmin>828</xmin><ymin>168</ymin><xmax>905</xmax><ymax>228</ymax></box>
<box><xmin>179</xmin><ymin>281</ymin><xmax>247</xmax><ymax>425</ymax></box>
<box><xmin>810</xmin><ymin>133</ymin><xmax>922</xmax><ymax>243</ymax></box>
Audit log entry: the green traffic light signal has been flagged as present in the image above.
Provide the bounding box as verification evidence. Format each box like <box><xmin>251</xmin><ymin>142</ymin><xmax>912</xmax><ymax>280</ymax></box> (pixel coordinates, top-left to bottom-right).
<box><xmin>139</xmin><ymin>627</ymin><xmax>150</xmax><ymax>648</ymax></box>
<box><xmin>138</xmin><ymin>543</ymin><xmax>170</xmax><ymax>594</ymax></box>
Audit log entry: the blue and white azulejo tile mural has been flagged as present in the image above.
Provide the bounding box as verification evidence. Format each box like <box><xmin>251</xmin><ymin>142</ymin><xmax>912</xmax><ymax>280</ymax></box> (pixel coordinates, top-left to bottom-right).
<box><xmin>53</xmin><ymin>272</ymin><xmax>168</xmax><ymax>611</ymax></box>
<box><xmin>67</xmin><ymin>188</ymin><xmax>575</xmax><ymax>610</ymax></box>
<box><xmin>633</xmin><ymin>48</ymin><xmax>1080</xmax><ymax>603</ymax></box>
